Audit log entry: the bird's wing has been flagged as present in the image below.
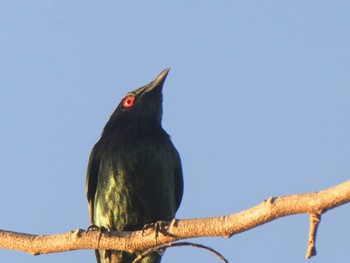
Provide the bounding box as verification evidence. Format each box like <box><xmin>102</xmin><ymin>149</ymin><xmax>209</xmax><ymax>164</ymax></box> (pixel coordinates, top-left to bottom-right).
<box><xmin>86</xmin><ymin>145</ymin><xmax>101</xmax><ymax>224</ymax></box>
<box><xmin>173</xmin><ymin>149</ymin><xmax>184</xmax><ymax>211</ymax></box>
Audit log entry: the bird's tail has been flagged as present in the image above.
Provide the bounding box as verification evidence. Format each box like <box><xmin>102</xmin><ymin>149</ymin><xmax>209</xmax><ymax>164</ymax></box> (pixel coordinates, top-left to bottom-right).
<box><xmin>95</xmin><ymin>249</ymin><xmax>162</xmax><ymax>263</ymax></box>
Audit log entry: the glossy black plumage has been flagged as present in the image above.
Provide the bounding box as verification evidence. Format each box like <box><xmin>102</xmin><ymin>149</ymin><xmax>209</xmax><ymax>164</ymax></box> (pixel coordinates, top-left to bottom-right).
<box><xmin>86</xmin><ymin>69</ymin><xmax>183</xmax><ymax>263</ymax></box>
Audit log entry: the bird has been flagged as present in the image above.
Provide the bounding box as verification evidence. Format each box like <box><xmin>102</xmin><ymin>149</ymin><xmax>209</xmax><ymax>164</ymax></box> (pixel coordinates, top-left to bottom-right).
<box><xmin>86</xmin><ymin>69</ymin><xmax>183</xmax><ymax>263</ymax></box>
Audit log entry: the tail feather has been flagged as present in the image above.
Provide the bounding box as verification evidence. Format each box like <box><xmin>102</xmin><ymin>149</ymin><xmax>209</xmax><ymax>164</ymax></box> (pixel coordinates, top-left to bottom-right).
<box><xmin>95</xmin><ymin>249</ymin><xmax>162</xmax><ymax>263</ymax></box>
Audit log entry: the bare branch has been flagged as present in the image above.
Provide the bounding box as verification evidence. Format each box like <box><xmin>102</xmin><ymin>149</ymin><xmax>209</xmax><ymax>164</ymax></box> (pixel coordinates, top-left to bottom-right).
<box><xmin>305</xmin><ymin>213</ymin><xmax>321</xmax><ymax>259</ymax></box>
<box><xmin>0</xmin><ymin>180</ymin><xmax>349</xmax><ymax>259</ymax></box>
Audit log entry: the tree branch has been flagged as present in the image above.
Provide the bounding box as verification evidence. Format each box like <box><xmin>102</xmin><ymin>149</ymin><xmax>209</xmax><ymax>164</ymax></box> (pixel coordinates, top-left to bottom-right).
<box><xmin>305</xmin><ymin>213</ymin><xmax>321</xmax><ymax>259</ymax></box>
<box><xmin>1</xmin><ymin>180</ymin><xmax>349</xmax><ymax>259</ymax></box>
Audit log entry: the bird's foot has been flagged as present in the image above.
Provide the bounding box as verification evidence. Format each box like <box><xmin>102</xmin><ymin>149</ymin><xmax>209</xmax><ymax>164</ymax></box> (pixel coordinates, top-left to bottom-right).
<box><xmin>86</xmin><ymin>224</ymin><xmax>100</xmax><ymax>232</ymax></box>
<box><xmin>142</xmin><ymin>220</ymin><xmax>175</xmax><ymax>239</ymax></box>
<box><xmin>86</xmin><ymin>224</ymin><xmax>111</xmax><ymax>248</ymax></box>
<box><xmin>86</xmin><ymin>224</ymin><xmax>110</xmax><ymax>236</ymax></box>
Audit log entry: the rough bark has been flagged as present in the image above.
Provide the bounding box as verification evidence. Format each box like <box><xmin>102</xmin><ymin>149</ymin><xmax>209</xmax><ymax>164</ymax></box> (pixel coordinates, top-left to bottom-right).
<box><xmin>1</xmin><ymin>180</ymin><xmax>349</xmax><ymax>259</ymax></box>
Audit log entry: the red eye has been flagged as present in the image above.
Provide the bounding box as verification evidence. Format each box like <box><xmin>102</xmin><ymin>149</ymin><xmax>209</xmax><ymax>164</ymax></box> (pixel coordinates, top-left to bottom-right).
<box><xmin>123</xmin><ymin>96</ymin><xmax>134</xmax><ymax>108</ymax></box>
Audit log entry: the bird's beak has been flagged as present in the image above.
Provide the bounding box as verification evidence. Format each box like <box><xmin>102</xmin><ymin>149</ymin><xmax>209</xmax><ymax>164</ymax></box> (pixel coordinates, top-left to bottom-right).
<box><xmin>145</xmin><ymin>68</ymin><xmax>170</xmax><ymax>93</ymax></box>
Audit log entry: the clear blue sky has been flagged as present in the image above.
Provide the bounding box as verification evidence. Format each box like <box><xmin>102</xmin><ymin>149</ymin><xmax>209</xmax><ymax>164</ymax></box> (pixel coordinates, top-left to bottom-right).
<box><xmin>1</xmin><ymin>2</ymin><xmax>349</xmax><ymax>263</ymax></box>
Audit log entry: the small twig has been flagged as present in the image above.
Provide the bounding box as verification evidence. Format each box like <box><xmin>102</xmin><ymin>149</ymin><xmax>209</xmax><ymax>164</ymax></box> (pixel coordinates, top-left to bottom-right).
<box><xmin>132</xmin><ymin>241</ymin><xmax>228</xmax><ymax>263</ymax></box>
<box><xmin>305</xmin><ymin>213</ymin><xmax>321</xmax><ymax>259</ymax></box>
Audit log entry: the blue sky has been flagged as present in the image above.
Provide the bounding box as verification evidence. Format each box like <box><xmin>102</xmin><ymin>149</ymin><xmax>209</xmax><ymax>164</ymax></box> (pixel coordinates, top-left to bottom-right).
<box><xmin>1</xmin><ymin>2</ymin><xmax>349</xmax><ymax>263</ymax></box>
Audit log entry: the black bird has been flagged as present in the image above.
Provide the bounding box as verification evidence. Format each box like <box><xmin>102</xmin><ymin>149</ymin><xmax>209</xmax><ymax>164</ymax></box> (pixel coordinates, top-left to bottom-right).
<box><xmin>86</xmin><ymin>69</ymin><xmax>183</xmax><ymax>263</ymax></box>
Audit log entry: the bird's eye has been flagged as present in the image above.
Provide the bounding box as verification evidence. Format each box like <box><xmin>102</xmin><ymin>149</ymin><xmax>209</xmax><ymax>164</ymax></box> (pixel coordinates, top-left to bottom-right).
<box><xmin>123</xmin><ymin>96</ymin><xmax>135</xmax><ymax>108</ymax></box>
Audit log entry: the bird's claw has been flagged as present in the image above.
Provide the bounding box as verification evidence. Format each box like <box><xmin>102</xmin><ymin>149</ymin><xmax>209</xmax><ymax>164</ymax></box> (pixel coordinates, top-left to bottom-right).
<box><xmin>86</xmin><ymin>224</ymin><xmax>110</xmax><ymax>235</ymax></box>
<box><xmin>86</xmin><ymin>224</ymin><xmax>100</xmax><ymax>232</ymax></box>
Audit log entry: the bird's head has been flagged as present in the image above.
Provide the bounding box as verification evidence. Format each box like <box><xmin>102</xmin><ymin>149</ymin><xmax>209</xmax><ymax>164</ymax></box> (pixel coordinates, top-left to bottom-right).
<box><xmin>102</xmin><ymin>69</ymin><xmax>170</xmax><ymax>134</ymax></box>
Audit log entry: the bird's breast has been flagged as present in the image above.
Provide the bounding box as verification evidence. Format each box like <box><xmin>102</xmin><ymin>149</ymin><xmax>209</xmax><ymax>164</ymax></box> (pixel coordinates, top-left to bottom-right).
<box><xmin>94</xmin><ymin>133</ymin><xmax>178</xmax><ymax>231</ymax></box>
